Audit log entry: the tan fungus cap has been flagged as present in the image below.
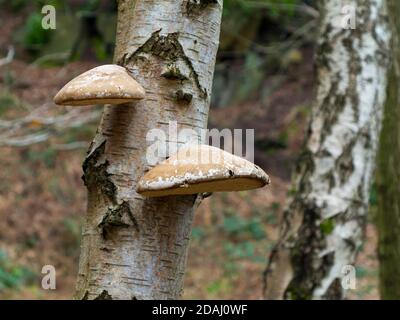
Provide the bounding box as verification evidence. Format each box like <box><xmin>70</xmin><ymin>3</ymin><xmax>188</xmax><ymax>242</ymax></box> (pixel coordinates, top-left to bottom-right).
<box><xmin>54</xmin><ymin>64</ymin><xmax>145</xmax><ymax>106</ymax></box>
<box><xmin>137</xmin><ymin>144</ymin><xmax>270</xmax><ymax>197</ymax></box>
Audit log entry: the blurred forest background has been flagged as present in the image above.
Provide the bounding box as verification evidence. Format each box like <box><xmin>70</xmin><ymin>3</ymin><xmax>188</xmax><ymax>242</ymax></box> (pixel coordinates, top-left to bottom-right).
<box><xmin>0</xmin><ymin>0</ymin><xmax>379</xmax><ymax>299</ymax></box>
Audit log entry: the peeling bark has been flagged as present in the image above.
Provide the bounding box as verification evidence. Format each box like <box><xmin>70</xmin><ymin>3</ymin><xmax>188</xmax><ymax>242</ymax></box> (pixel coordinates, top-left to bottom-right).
<box><xmin>75</xmin><ymin>0</ymin><xmax>222</xmax><ymax>300</ymax></box>
<box><xmin>264</xmin><ymin>0</ymin><xmax>390</xmax><ymax>300</ymax></box>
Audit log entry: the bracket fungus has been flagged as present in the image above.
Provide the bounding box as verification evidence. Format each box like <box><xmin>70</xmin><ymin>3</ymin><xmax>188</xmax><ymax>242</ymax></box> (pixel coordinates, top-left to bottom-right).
<box><xmin>54</xmin><ymin>64</ymin><xmax>145</xmax><ymax>106</ymax></box>
<box><xmin>137</xmin><ymin>145</ymin><xmax>270</xmax><ymax>197</ymax></box>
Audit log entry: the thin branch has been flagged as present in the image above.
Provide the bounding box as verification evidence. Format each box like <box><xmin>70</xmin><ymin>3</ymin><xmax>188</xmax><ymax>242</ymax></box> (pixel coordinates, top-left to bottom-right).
<box><xmin>0</xmin><ymin>132</ymin><xmax>50</xmax><ymax>147</ymax></box>
<box><xmin>0</xmin><ymin>101</ymin><xmax>101</xmax><ymax>148</ymax></box>
<box><xmin>0</xmin><ymin>46</ymin><xmax>15</xmax><ymax>67</ymax></box>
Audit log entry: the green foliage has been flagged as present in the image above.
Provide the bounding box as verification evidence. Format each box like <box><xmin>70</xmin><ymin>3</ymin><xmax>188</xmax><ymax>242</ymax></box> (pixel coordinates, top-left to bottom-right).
<box><xmin>93</xmin><ymin>37</ymin><xmax>108</xmax><ymax>61</ymax></box>
<box><xmin>277</xmin><ymin>130</ymin><xmax>289</xmax><ymax>148</ymax></box>
<box><xmin>224</xmin><ymin>241</ymin><xmax>256</xmax><ymax>260</ymax></box>
<box><xmin>222</xmin><ymin>215</ymin><xmax>266</xmax><ymax>240</ymax></box>
<box><xmin>4</xmin><ymin>0</ymin><xmax>64</xmax><ymax>9</ymax></box>
<box><xmin>206</xmin><ymin>278</ymin><xmax>232</xmax><ymax>296</ymax></box>
<box><xmin>20</xmin><ymin>12</ymin><xmax>52</xmax><ymax>54</ymax></box>
<box><xmin>61</xmin><ymin>217</ymin><xmax>82</xmax><ymax>257</ymax></box>
<box><xmin>223</xmin><ymin>0</ymin><xmax>300</xmax><ymax>18</ymax></box>
<box><xmin>356</xmin><ymin>266</ymin><xmax>370</xmax><ymax>279</ymax></box>
<box><xmin>62</xmin><ymin>122</ymin><xmax>97</xmax><ymax>144</ymax></box>
<box><xmin>0</xmin><ymin>251</ymin><xmax>36</xmax><ymax>292</ymax></box>
<box><xmin>233</xmin><ymin>52</ymin><xmax>265</xmax><ymax>105</ymax></box>
<box><xmin>369</xmin><ymin>183</ymin><xmax>377</xmax><ymax>206</ymax></box>
<box><xmin>77</xmin><ymin>0</ymin><xmax>101</xmax><ymax>16</ymax></box>
<box><xmin>48</xmin><ymin>177</ymin><xmax>69</xmax><ymax>204</ymax></box>
<box><xmin>22</xmin><ymin>234</ymin><xmax>40</xmax><ymax>249</ymax></box>
<box><xmin>320</xmin><ymin>218</ymin><xmax>335</xmax><ymax>235</ymax></box>
<box><xmin>191</xmin><ymin>227</ymin><xmax>205</xmax><ymax>240</ymax></box>
<box><xmin>26</xmin><ymin>147</ymin><xmax>57</xmax><ymax>168</ymax></box>
<box><xmin>214</xmin><ymin>0</ymin><xmax>313</xmax><ymax>107</ymax></box>
<box><xmin>0</xmin><ymin>0</ymin><xmax>28</xmax><ymax>11</ymax></box>
<box><xmin>0</xmin><ymin>93</ymin><xmax>17</xmax><ymax>116</ymax></box>
<box><xmin>2</xmin><ymin>70</ymin><xmax>15</xmax><ymax>88</ymax></box>
<box><xmin>0</xmin><ymin>89</ymin><xmax>26</xmax><ymax>118</ymax></box>
<box><xmin>262</xmin><ymin>202</ymin><xmax>279</xmax><ymax>225</ymax></box>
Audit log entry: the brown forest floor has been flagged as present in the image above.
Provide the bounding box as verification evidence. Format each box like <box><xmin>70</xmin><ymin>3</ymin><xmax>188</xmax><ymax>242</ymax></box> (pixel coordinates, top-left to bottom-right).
<box><xmin>0</xmin><ymin>10</ymin><xmax>379</xmax><ymax>300</ymax></box>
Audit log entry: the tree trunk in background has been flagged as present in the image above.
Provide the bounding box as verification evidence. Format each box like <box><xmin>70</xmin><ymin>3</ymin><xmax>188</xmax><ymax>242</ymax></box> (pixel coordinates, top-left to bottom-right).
<box><xmin>75</xmin><ymin>0</ymin><xmax>222</xmax><ymax>300</ymax></box>
<box><xmin>377</xmin><ymin>0</ymin><xmax>400</xmax><ymax>300</ymax></box>
<box><xmin>264</xmin><ymin>0</ymin><xmax>390</xmax><ymax>300</ymax></box>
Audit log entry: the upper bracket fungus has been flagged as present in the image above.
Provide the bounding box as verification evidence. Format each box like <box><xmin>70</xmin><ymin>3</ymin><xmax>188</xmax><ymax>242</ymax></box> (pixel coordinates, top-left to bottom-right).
<box><xmin>54</xmin><ymin>64</ymin><xmax>145</xmax><ymax>106</ymax></box>
<box><xmin>137</xmin><ymin>144</ymin><xmax>270</xmax><ymax>197</ymax></box>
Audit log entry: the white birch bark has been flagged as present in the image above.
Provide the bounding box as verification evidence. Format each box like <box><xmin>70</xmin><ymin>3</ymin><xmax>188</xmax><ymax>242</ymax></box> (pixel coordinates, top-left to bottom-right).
<box><xmin>75</xmin><ymin>0</ymin><xmax>222</xmax><ymax>300</ymax></box>
<box><xmin>264</xmin><ymin>0</ymin><xmax>391</xmax><ymax>299</ymax></box>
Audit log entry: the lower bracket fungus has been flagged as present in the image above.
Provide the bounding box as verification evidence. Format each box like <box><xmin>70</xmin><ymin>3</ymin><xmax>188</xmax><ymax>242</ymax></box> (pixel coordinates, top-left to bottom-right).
<box><xmin>137</xmin><ymin>144</ymin><xmax>270</xmax><ymax>197</ymax></box>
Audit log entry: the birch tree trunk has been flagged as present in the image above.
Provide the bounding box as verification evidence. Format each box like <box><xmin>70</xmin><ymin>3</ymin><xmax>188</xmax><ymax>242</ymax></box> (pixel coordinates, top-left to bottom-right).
<box><xmin>75</xmin><ymin>0</ymin><xmax>223</xmax><ymax>300</ymax></box>
<box><xmin>264</xmin><ymin>0</ymin><xmax>390</xmax><ymax>300</ymax></box>
<box><xmin>377</xmin><ymin>0</ymin><xmax>400</xmax><ymax>300</ymax></box>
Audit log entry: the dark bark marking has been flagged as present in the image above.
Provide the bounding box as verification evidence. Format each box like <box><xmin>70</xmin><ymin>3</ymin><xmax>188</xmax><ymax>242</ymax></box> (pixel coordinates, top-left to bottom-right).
<box><xmin>319</xmin><ymin>82</ymin><xmax>345</xmax><ymax>143</ymax></box>
<box><xmin>201</xmin><ymin>192</ymin><xmax>213</xmax><ymax>199</ymax></box>
<box><xmin>161</xmin><ymin>64</ymin><xmax>189</xmax><ymax>81</ymax></box>
<box><xmin>99</xmin><ymin>201</ymin><xmax>139</xmax><ymax>239</ymax></box>
<box><xmin>125</xmin><ymin>30</ymin><xmax>207</xmax><ymax>98</ymax></box>
<box><xmin>342</xmin><ymin>37</ymin><xmax>362</xmax><ymax>120</ymax></box>
<box><xmin>322</xmin><ymin>278</ymin><xmax>342</xmax><ymax>300</ymax></box>
<box><xmin>293</xmin><ymin>149</ymin><xmax>315</xmax><ymax>195</ymax></box>
<box><xmin>335</xmin><ymin>138</ymin><xmax>356</xmax><ymax>185</ymax></box>
<box><xmin>100</xmin><ymin>246</ymin><xmax>113</xmax><ymax>252</ymax></box>
<box><xmin>138</xmin><ymin>30</ymin><xmax>182</xmax><ymax>61</ymax></box>
<box><xmin>184</xmin><ymin>0</ymin><xmax>218</xmax><ymax>15</ymax></box>
<box><xmin>82</xmin><ymin>140</ymin><xmax>117</xmax><ymax>203</ymax></box>
<box><xmin>94</xmin><ymin>290</ymin><xmax>113</xmax><ymax>300</ymax></box>
<box><xmin>174</xmin><ymin>90</ymin><xmax>193</xmax><ymax>104</ymax></box>
<box><xmin>284</xmin><ymin>201</ymin><xmax>334</xmax><ymax>300</ymax></box>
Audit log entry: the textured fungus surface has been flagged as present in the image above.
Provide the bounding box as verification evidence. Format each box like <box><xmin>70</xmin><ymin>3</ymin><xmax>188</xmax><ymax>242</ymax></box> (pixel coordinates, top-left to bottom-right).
<box><xmin>54</xmin><ymin>64</ymin><xmax>145</xmax><ymax>106</ymax></box>
<box><xmin>137</xmin><ymin>145</ymin><xmax>270</xmax><ymax>197</ymax></box>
